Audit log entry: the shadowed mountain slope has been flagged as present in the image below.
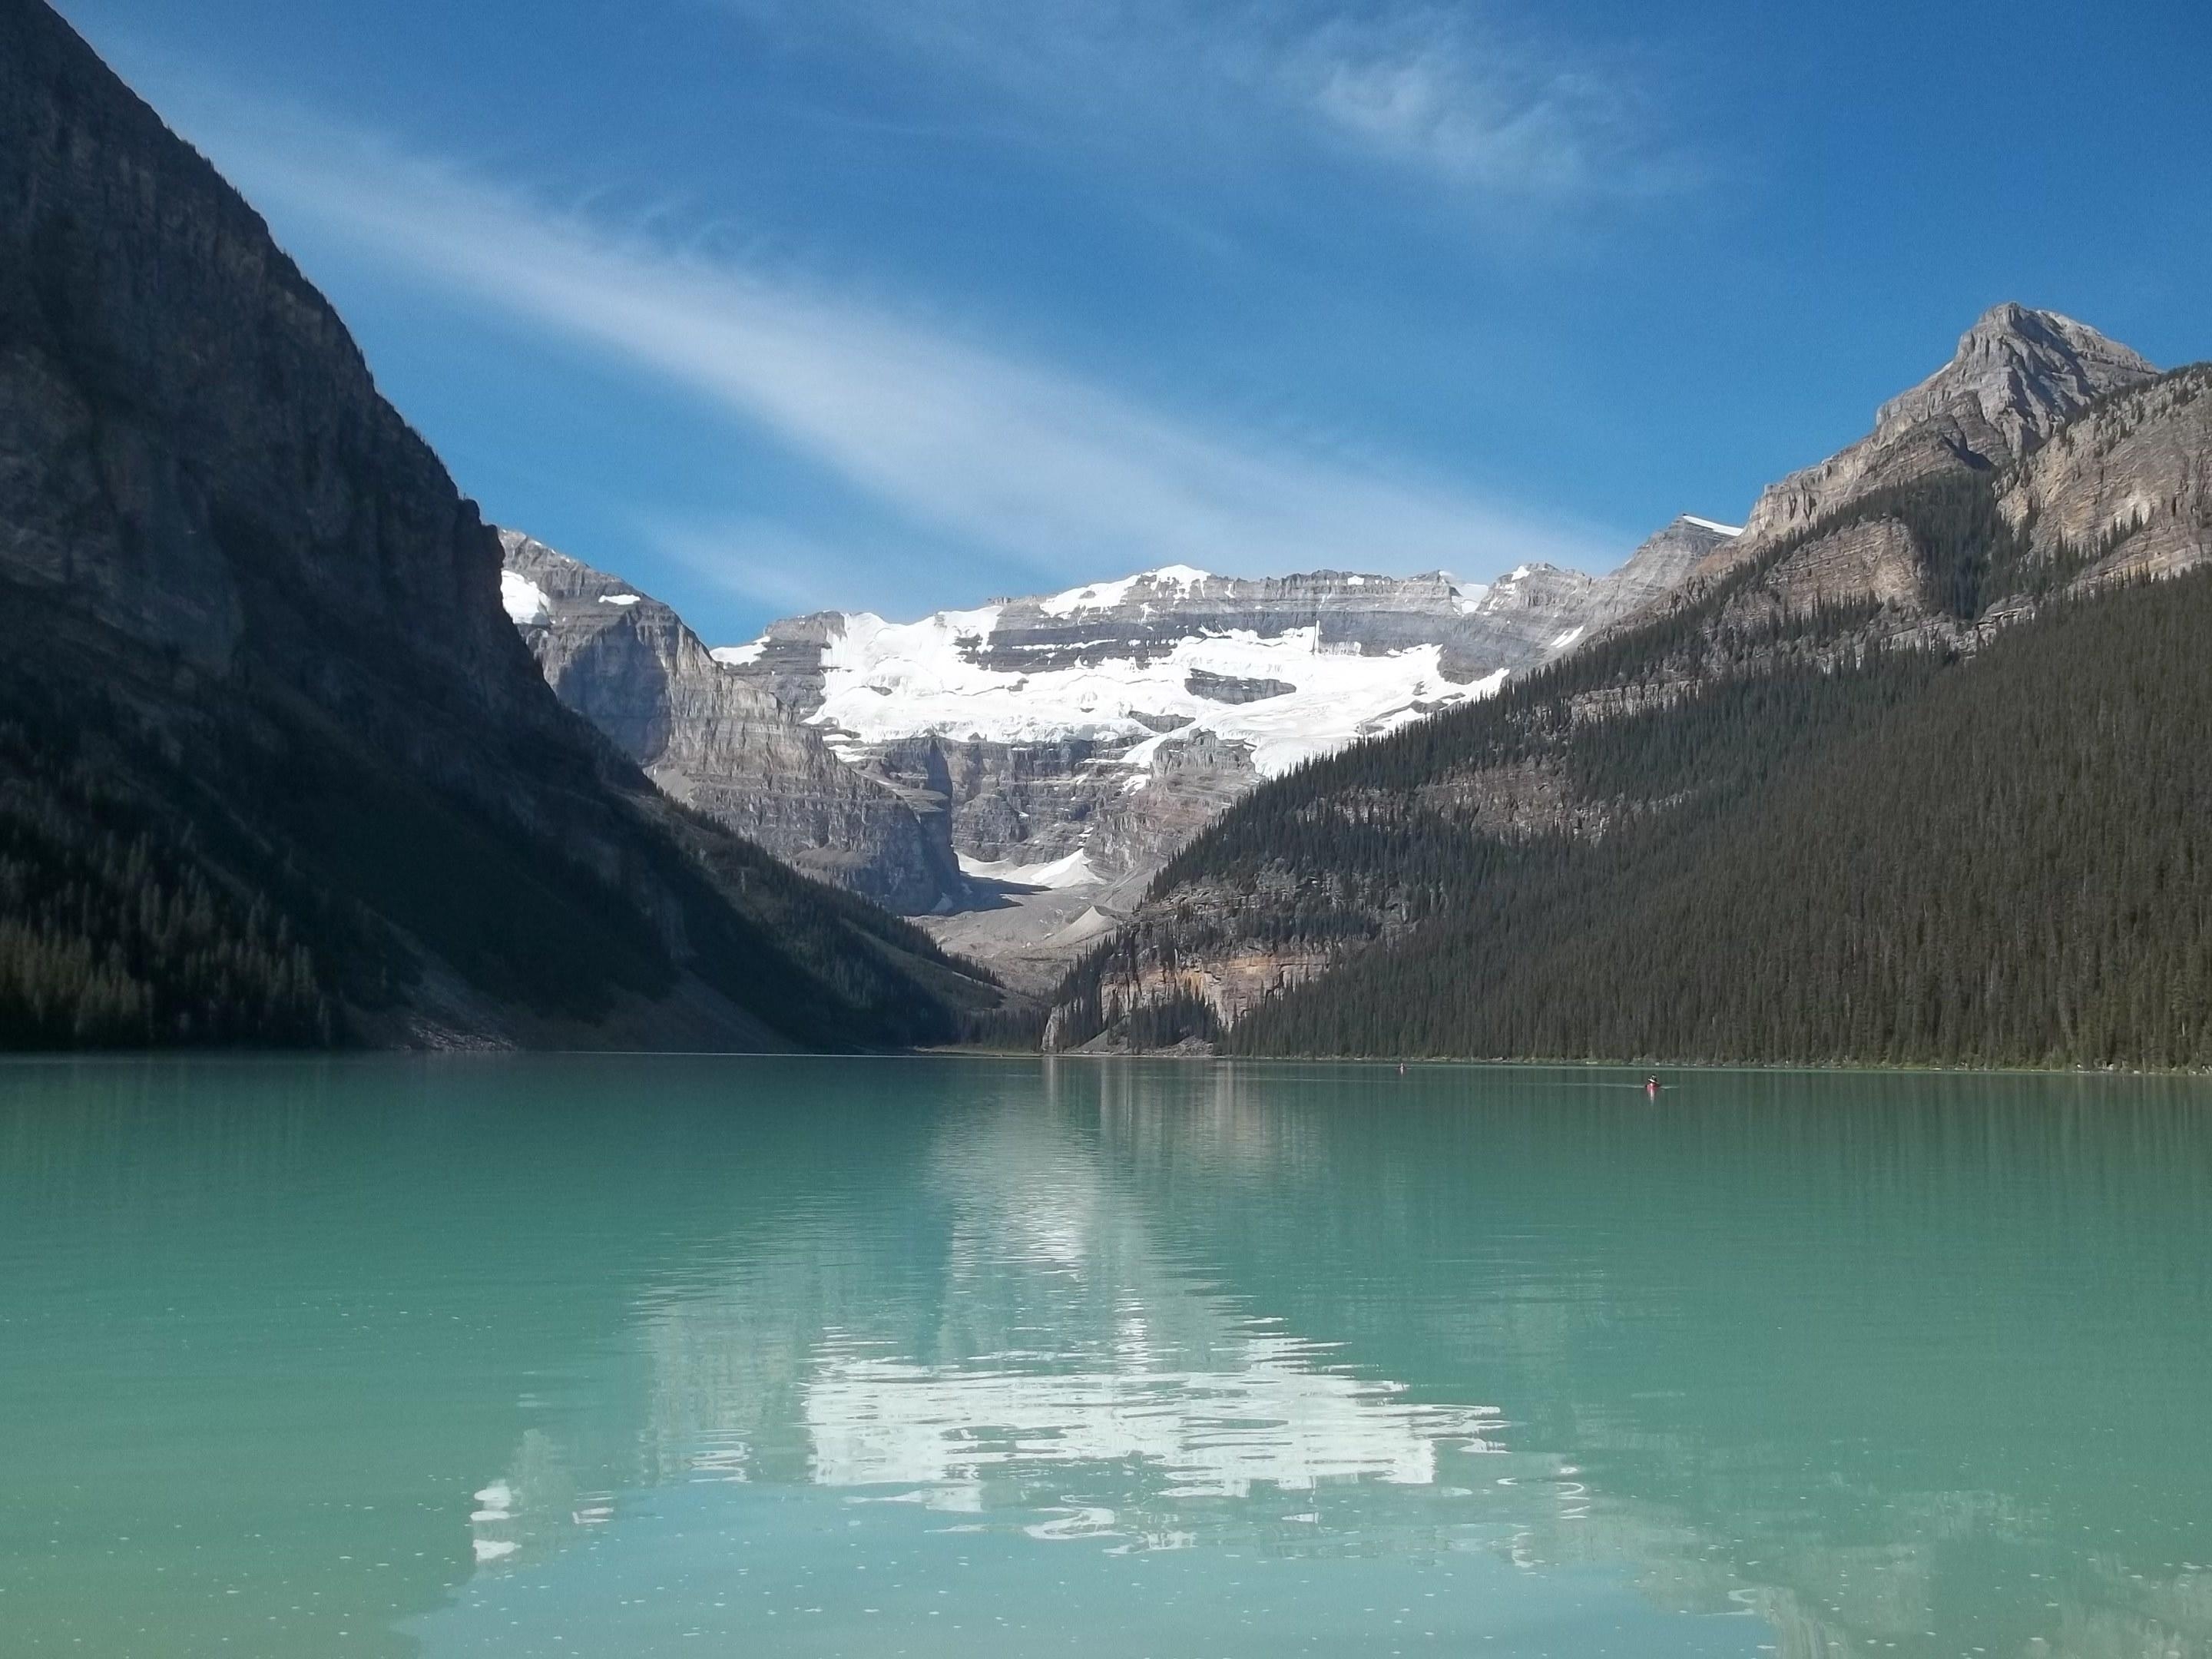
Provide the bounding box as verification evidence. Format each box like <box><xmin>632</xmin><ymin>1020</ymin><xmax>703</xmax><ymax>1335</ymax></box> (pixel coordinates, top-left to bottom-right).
<box><xmin>0</xmin><ymin>0</ymin><xmax>1000</xmax><ymax>1050</ymax></box>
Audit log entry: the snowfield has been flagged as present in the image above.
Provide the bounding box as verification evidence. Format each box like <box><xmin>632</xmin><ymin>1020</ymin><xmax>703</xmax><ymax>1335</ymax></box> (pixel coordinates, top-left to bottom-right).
<box><xmin>795</xmin><ymin>588</ymin><xmax>1510</xmax><ymax>779</ymax></box>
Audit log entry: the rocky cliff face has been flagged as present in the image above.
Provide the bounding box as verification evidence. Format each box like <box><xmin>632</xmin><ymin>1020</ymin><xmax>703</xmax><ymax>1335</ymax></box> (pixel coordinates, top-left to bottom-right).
<box><xmin>0</xmin><ymin>0</ymin><xmax>996</xmax><ymax>1049</ymax></box>
<box><xmin>1591</xmin><ymin>312</ymin><xmax>2178</xmax><ymax>662</ymax></box>
<box><xmin>0</xmin><ymin>0</ymin><xmax>542</xmax><ymax>735</ymax></box>
<box><xmin>499</xmin><ymin>533</ymin><xmax>965</xmax><ymax>914</ymax></box>
<box><xmin>2002</xmin><ymin>366</ymin><xmax>2212</xmax><ymax>581</ymax></box>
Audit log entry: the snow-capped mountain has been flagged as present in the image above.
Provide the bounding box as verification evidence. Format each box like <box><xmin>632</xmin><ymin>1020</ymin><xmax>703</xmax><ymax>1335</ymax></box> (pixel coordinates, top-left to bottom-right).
<box><xmin>1036</xmin><ymin>305</ymin><xmax>2204</xmax><ymax>1056</ymax></box>
<box><xmin>491</xmin><ymin>516</ymin><xmax>1730</xmax><ymax>980</ymax></box>
<box><xmin>715</xmin><ymin>518</ymin><xmax>1734</xmax><ymax>980</ymax></box>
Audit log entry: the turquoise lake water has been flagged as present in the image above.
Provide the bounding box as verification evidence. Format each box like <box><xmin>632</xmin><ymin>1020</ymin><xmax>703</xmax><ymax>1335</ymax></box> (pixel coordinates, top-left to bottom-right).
<box><xmin>1</xmin><ymin>1056</ymin><xmax>2207</xmax><ymax>1657</ymax></box>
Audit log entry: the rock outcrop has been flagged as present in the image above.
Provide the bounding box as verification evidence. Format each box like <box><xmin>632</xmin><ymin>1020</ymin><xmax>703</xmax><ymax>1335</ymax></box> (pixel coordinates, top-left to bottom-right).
<box><xmin>500</xmin><ymin>533</ymin><xmax>965</xmax><ymax>914</ymax></box>
<box><xmin>2002</xmin><ymin>366</ymin><xmax>2212</xmax><ymax>582</ymax></box>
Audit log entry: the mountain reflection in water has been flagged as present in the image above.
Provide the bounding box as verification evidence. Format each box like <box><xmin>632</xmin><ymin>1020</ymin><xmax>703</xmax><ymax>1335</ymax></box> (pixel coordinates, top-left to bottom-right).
<box><xmin>2</xmin><ymin>1057</ymin><xmax>2207</xmax><ymax>1658</ymax></box>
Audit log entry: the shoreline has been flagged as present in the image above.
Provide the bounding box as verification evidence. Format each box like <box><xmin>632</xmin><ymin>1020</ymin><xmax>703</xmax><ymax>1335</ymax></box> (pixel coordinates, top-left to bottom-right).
<box><xmin>7</xmin><ymin>1046</ymin><xmax>2210</xmax><ymax>1081</ymax></box>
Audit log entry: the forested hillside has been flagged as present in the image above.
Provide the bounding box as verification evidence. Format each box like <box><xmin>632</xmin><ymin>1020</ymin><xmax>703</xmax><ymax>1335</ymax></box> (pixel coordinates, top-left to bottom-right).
<box><xmin>1231</xmin><ymin>570</ymin><xmax>2212</xmax><ymax>1066</ymax></box>
<box><xmin>1048</xmin><ymin>362</ymin><xmax>2212</xmax><ymax>1066</ymax></box>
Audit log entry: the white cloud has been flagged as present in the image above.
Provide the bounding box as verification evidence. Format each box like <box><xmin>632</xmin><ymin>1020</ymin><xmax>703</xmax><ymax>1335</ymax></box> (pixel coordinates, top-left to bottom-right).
<box><xmin>194</xmin><ymin>114</ymin><xmax>1623</xmax><ymax>616</ymax></box>
<box><xmin>727</xmin><ymin>0</ymin><xmax>1684</xmax><ymax>205</ymax></box>
<box><xmin>1287</xmin><ymin>13</ymin><xmax>1660</xmax><ymax>197</ymax></box>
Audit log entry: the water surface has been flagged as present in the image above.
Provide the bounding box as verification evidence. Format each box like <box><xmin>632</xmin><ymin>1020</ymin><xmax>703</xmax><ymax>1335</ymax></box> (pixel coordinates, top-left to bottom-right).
<box><xmin>2</xmin><ymin>1057</ymin><xmax>2207</xmax><ymax>1657</ymax></box>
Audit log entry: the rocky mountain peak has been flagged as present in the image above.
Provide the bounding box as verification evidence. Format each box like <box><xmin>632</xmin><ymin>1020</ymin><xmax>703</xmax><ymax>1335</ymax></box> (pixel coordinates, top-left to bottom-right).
<box><xmin>1740</xmin><ymin>305</ymin><xmax>2158</xmax><ymax>545</ymax></box>
<box><xmin>1873</xmin><ymin>302</ymin><xmax>2157</xmax><ymax>452</ymax></box>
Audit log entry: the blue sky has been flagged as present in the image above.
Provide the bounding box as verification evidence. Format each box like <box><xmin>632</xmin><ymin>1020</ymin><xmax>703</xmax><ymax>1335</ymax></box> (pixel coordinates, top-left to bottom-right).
<box><xmin>56</xmin><ymin>0</ymin><xmax>2212</xmax><ymax>641</ymax></box>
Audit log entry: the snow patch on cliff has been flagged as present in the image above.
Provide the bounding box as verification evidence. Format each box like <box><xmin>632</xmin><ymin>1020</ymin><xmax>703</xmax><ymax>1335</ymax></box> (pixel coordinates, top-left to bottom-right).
<box><xmin>1445</xmin><ymin>577</ymin><xmax>1491</xmax><ymax>615</ymax></box>
<box><xmin>499</xmin><ymin>571</ymin><xmax>551</xmax><ymax>626</ymax></box>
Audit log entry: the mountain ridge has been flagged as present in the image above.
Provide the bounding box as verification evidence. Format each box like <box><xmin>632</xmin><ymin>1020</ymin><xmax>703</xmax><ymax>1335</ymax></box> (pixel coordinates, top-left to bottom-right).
<box><xmin>1729</xmin><ymin>303</ymin><xmax>2157</xmax><ymax>557</ymax></box>
<box><xmin>715</xmin><ymin>518</ymin><xmax>1733</xmax><ymax>981</ymax></box>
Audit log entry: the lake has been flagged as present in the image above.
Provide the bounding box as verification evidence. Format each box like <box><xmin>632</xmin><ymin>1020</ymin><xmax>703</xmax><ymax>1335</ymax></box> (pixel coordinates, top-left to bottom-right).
<box><xmin>2</xmin><ymin>1056</ymin><xmax>2207</xmax><ymax>1657</ymax></box>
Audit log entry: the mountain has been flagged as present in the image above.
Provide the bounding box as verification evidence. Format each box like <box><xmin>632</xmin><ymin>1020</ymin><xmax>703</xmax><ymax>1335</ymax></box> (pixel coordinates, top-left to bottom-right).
<box><xmin>1727</xmin><ymin>303</ymin><xmax>2157</xmax><ymax>555</ymax></box>
<box><xmin>0</xmin><ymin>0</ymin><xmax>1002</xmax><ymax>1051</ymax></box>
<box><xmin>713</xmin><ymin>522</ymin><xmax>1734</xmax><ymax>985</ymax></box>
<box><xmin>1046</xmin><ymin>312</ymin><xmax>2212</xmax><ymax>1065</ymax></box>
<box><xmin>498</xmin><ymin>532</ymin><xmax>968</xmax><ymax>913</ymax></box>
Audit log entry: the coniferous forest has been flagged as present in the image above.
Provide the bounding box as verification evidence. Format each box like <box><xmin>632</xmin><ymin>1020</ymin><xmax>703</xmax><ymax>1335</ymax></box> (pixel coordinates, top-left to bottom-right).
<box><xmin>1228</xmin><ymin>570</ymin><xmax>2212</xmax><ymax>1066</ymax></box>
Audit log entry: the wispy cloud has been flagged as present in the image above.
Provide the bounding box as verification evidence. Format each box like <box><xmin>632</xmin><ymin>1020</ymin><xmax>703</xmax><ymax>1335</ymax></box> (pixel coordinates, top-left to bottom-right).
<box><xmin>188</xmin><ymin>110</ymin><xmax>1623</xmax><ymax>617</ymax></box>
<box><xmin>1283</xmin><ymin>12</ymin><xmax>1674</xmax><ymax>197</ymax></box>
<box><xmin>727</xmin><ymin>0</ymin><xmax>1688</xmax><ymax>206</ymax></box>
